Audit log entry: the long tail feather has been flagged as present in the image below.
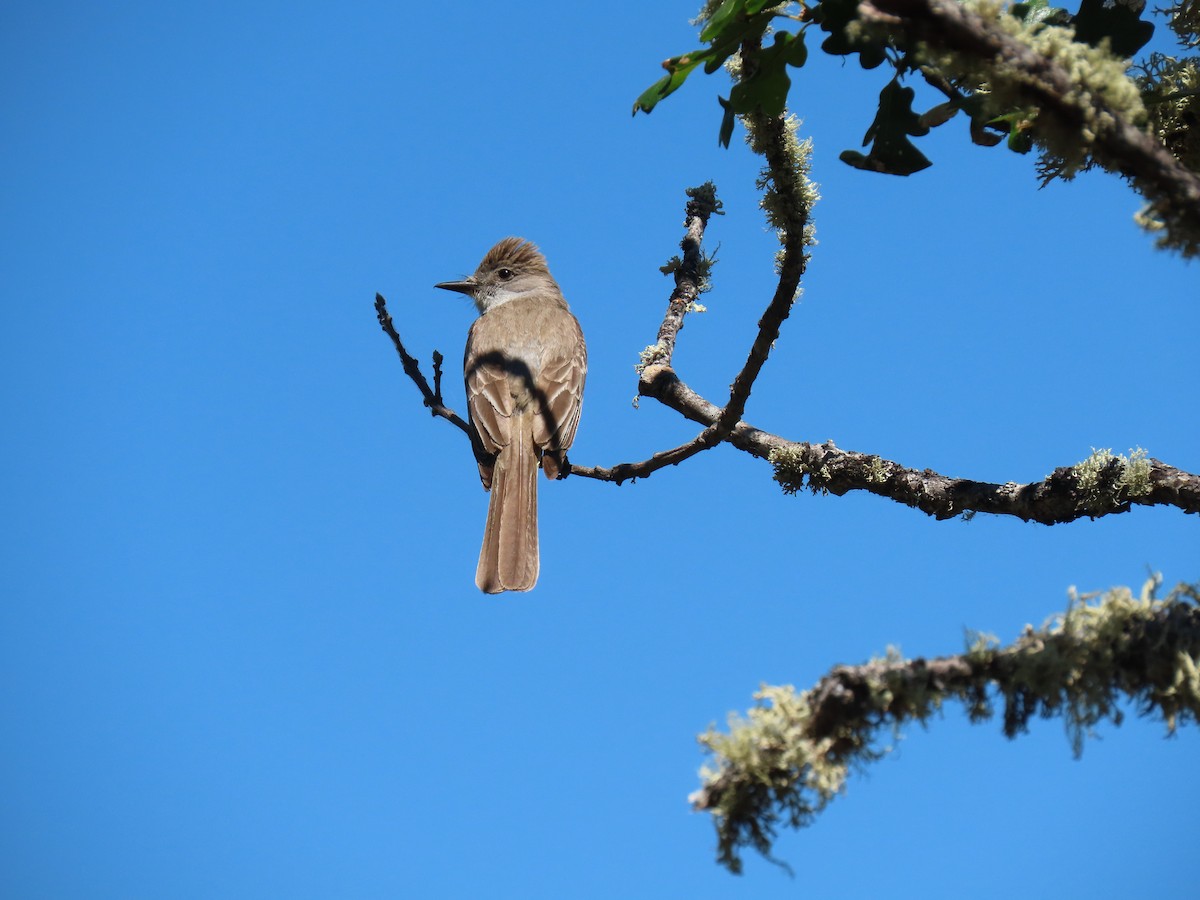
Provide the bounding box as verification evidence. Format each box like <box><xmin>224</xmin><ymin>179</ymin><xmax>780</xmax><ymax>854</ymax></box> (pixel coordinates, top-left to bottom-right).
<box><xmin>476</xmin><ymin>416</ymin><xmax>538</xmax><ymax>593</ymax></box>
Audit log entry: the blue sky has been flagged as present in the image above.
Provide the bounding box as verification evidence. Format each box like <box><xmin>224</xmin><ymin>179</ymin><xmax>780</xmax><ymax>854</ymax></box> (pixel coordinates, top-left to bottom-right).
<box><xmin>2</xmin><ymin>2</ymin><xmax>1196</xmax><ymax>897</ymax></box>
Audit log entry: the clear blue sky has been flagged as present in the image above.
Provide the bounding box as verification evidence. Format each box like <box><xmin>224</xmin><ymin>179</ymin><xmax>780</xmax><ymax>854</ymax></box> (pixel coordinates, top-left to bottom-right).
<box><xmin>2</xmin><ymin>2</ymin><xmax>1196</xmax><ymax>897</ymax></box>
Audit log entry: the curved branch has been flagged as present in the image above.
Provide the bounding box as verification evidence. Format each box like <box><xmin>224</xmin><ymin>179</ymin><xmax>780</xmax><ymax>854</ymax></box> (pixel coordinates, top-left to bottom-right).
<box><xmin>715</xmin><ymin>110</ymin><xmax>813</xmax><ymax>437</ymax></box>
<box><xmin>568</xmin><ymin>426</ymin><xmax>726</xmax><ymax>484</ymax></box>
<box><xmin>572</xmin><ymin>110</ymin><xmax>818</xmax><ymax>484</ymax></box>
<box><xmin>691</xmin><ymin>578</ymin><xmax>1200</xmax><ymax>873</ymax></box>
<box><xmin>374</xmin><ymin>293</ymin><xmax>491</xmax><ymax>465</ymax></box>
<box><xmin>637</xmin><ymin>363</ymin><xmax>1200</xmax><ymax>519</ymax></box>
<box><xmin>861</xmin><ymin>0</ymin><xmax>1200</xmax><ymax>254</ymax></box>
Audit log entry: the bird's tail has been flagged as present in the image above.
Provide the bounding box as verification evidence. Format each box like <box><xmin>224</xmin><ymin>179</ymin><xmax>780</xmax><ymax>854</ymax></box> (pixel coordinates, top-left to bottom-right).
<box><xmin>476</xmin><ymin>416</ymin><xmax>538</xmax><ymax>593</ymax></box>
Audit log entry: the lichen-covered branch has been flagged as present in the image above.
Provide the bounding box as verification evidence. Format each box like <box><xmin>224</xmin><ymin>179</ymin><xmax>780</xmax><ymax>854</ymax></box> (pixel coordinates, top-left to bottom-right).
<box><xmin>572</xmin><ymin>85</ymin><xmax>820</xmax><ymax>481</ymax></box>
<box><xmin>690</xmin><ymin>577</ymin><xmax>1200</xmax><ymax>874</ymax></box>
<box><xmin>585</xmin><ymin>86</ymin><xmax>820</xmax><ymax>481</ymax></box>
<box><xmin>714</xmin><ymin>109</ymin><xmax>818</xmax><ymax>438</ymax></box>
<box><xmin>770</xmin><ymin>443</ymin><xmax>1200</xmax><ymax>521</ymax></box>
<box><xmin>633</xmin><ymin>364</ymin><xmax>1200</xmax><ymax>519</ymax></box>
<box><xmin>637</xmin><ymin>183</ymin><xmax>723</xmax><ymax>375</ymax></box>
<box><xmin>860</xmin><ymin>0</ymin><xmax>1200</xmax><ymax>255</ymax></box>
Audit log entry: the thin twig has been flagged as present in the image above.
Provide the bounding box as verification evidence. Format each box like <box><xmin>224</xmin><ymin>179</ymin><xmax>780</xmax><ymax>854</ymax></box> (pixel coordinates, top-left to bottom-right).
<box><xmin>644</xmin><ymin>185</ymin><xmax>722</xmax><ymax>371</ymax></box>
<box><xmin>569</xmin><ymin>426</ymin><xmax>728</xmax><ymax>484</ymax></box>
<box><xmin>374</xmin><ymin>293</ymin><xmax>490</xmax><ymax>464</ymax></box>
<box><xmin>432</xmin><ymin>350</ymin><xmax>446</xmax><ymax>405</ymax></box>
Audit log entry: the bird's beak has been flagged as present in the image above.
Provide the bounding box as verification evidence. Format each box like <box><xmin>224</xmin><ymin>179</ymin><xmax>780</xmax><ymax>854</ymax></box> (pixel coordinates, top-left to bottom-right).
<box><xmin>434</xmin><ymin>278</ymin><xmax>476</xmax><ymax>296</ymax></box>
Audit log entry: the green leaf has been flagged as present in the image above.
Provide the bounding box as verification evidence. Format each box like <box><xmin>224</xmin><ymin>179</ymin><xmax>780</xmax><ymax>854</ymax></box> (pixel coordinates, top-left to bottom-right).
<box><xmin>718</xmin><ymin>95</ymin><xmax>737</xmax><ymax>147</ymax></box>
<box><xmin>632</xmin><ymin>53</ymin><xmax>706</xmax><ymax>115</ymax></box>
<box><xmin>724</xmin><ymin>32</ymin><xmax>806</xmax><ymax>120</ymax></box>
<box><xmin>728</xmin><ymin>69</ymin><xmax>788</xmax><ymax>117</ymax></box>
<box><xmin>862</xmin><ymin>80</ymin><xmax>929</xmax><ymax>142</ymax></box>
<box><xmin>701</xmin><ymin>8</ymin><xmax>777</xmax><ymax>74</ymax></box>
<box><xmin>839</xmin><ymin>149</ymin><xmax>881</xmax><ymax>171</ymax></box>
<box><xmin>783</xmin><ymin>30</ymin><xmax>808</xmax><ymax>68</ymax></box>
<box><xmin>700</xmin><ymin>0</ymin><xmax>748</xmax><ymax>42</ymax></box>
<box><xmin>1007</xmin><ymin>128</ymin><xmax>1034</xmax><ymax>154</ymax></box>
<box><xmin>985</xmin><ymin>111</ymin><xmax>1036</xmax><ymax>153</ymax></box>
<box><xmin>814</xmin><ymin>0</ymin><xmax>888</xmax><ymax>69</ymax></box>
<box><xmin>1070</xmin><ymin>0</ymin><xmax>1154</xmax><ymax>57</ymax></box>
<box><xmin>632</xmin><ymin>4</ymin><xmax>779</xmax><ymax>118</ymax></box>
<box><xmin>843</xmin><ymin>80</ymin><xmax>932</xmax><ymax>175</ymax></box>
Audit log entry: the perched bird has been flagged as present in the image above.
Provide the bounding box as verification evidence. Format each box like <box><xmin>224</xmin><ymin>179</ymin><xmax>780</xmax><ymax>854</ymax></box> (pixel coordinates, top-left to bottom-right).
<box><xmin>436</xmin><ymin>238</ymin><xmax>587</xmax><ymax>593</ymax></box>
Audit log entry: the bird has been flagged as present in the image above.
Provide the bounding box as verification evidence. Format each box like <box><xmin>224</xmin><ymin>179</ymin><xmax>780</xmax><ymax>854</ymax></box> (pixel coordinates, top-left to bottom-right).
<box><xmin>435</xmin><ymin>238</ymin><xmax>587</xmax><ymax>593</ymax></box>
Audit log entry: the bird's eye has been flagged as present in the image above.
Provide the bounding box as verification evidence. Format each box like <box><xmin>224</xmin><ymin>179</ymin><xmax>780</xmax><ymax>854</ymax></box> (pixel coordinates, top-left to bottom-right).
<box><xmin>497</xmin><ymin>268</ymin><xmax>515</xmax><ymax>281</ymax></box>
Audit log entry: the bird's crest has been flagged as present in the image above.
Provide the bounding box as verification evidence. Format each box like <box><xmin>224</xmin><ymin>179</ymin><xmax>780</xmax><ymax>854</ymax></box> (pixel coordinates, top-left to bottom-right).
<box><xmin>477</xmin><ymin>237</ymin><xmax>550</xmax><ymax>277</ymax></box>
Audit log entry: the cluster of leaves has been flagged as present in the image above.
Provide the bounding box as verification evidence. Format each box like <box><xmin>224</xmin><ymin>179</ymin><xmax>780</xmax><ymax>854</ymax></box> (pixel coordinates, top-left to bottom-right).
<box><xmin>633</xmin><ymin>0</ymin><xmax>809</xmax><ymax>147</ymax></box>
<box><xmin>633</xmin><ymin>0</ymin><xmax>1158</xmax><ymax>176</ymax></box>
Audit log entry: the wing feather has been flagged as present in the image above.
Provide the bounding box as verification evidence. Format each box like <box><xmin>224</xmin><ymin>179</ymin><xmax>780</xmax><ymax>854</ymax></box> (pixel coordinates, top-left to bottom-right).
<box><xmin>533</xmin><ymin>313</ymin><xmax>587</xmax><ymax>452</ymax></box>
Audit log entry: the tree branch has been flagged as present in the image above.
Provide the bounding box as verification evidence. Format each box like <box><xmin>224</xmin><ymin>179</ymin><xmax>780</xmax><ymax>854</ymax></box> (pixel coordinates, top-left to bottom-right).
<box><xmin>635</xmin><ymin>364</ymin><xmax>1200</xmax><ymax>520</ymax></box>
<box><xmin>572</xmin><ymin>107</ymin><xmax>819</xmax><ymax>484</ymax></box>
<box><xmin>690</xmin><ymin>578</ymin><xmax>1200</xmax><ymax>874</ymax></box>
<box><xmin>640</xmin><ymin>183</ymin><xmax>723</xmax><ymax>372</ymax></box>
<box><xmin>374</xmin><ymin>293</ymin><xmax>491</xmax><ymax>466</ymax></box>
<box><xmin>714</xmin><ymin>109</ymin><xmax>814</xmax><ymax>438</ymax></box>
<box><xmin>861</xmin><ymin>0</ymin><xmax>1200</xmax><ymax>254</ymax></box>
<box><xmin>568</xmin><ymin>427</ymin><xmax>729</xmax><ymax>483</ymax></box>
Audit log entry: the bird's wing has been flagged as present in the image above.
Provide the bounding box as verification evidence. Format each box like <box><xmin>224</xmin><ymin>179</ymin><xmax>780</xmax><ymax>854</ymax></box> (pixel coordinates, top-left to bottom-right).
<box><xmin>465</xmin><ymin>356</ymin><xmax>515</xmax><ymax>457</ymax></box>
<box><xmin>533</xmin><ymin>313</ymin><xmax>587</xmax><ymax>453</ymax></box>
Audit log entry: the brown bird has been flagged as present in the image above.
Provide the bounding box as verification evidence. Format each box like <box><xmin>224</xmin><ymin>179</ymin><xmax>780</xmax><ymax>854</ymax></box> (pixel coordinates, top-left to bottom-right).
<box><xmin>435</xmin><ymin>238</ymin><xmax>587</xmax><ymax>593</ymax></box>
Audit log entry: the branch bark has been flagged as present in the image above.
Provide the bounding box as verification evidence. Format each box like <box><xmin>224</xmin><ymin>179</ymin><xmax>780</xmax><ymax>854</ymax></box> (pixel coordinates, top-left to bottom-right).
<box><xmin>374</xmin><ymin>293</ymin><xmax>491</xmax><ymax>467</ymax></box>
<box><xmin>636</xmin><ymin>363</ymin><xmax>1200</xmax><ymax>520</ymax></box>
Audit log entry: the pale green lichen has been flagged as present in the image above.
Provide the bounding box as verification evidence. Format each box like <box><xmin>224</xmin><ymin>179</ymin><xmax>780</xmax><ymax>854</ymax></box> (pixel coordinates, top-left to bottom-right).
<box><xmin>1074</xmin><ymin>446</ymin><xmax>1152</xmax><ymax>510</ymax></box>
<box><xmin>660</xmin><ymin>250</ymin><xmax>717</xmax><ymax>294</ymax></box>
<box><xmin>691</xmin><ymin>0</ymin><xmax>728</xmax><ymax>28</ymax></box>
<box><xmin>744</xmin><ymin>112</ymin><xmax>820</xmax><ymax>281</ymax></box>
<box><xmin>1123</xmin><ymin>447</ymin><xmax>1152</xmax><ymax>495</ymax></box>
<box><xmin>693</xmin><ymin>683</ymin><xmax>859</xmax><ymax>874</ymax></box>
<box><xmin>634</xmin><ymin>340</ymin><xmax>668</xmax><ymax>375</ymax></box>
<box><xmin>917</xmin><ymin>0</ymin><xmax>1147</xmax><ymax>181</ymax></box>
<box><xmin>1132</xmin><ymin>50</ymin><xmax>1200</xmax><ymax>253</ymax></box>
<box><xmin>914</xmin><ymin>0</ymin><xmax>1200</xmax><ymax>253</ymax></box>
<box><xmin>866</xmin><ymin>456</ymin><xmax>888</xmax><ymax>484</ymax></box>
<box><xmin>1135</xmin><ymin>54</ymin><xmax>1200</xmax><ymax>173</ymax></box>
<box><xmin>1163</xmin><ymin>0</ymin><xmax>1200</xmax><ymax>47</ymax></box>
<box><xmin>769</xmin><ymin>445</ymin><xmax>832</xmax><ymax>495</ymax></box>
<box><xmin>695</xmin><ymin>575</ymin><xmax>1200</xmax><ymax>873</ymax></box>
<box><xmin>720</xmin><ymin>40</ymin><xmax>820</xmax><ymax>281</ymax></box>
<box><xmin>768</xmin><ymin>445</ymin><xmax>808</xmax><ymax>494</ymax></box>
